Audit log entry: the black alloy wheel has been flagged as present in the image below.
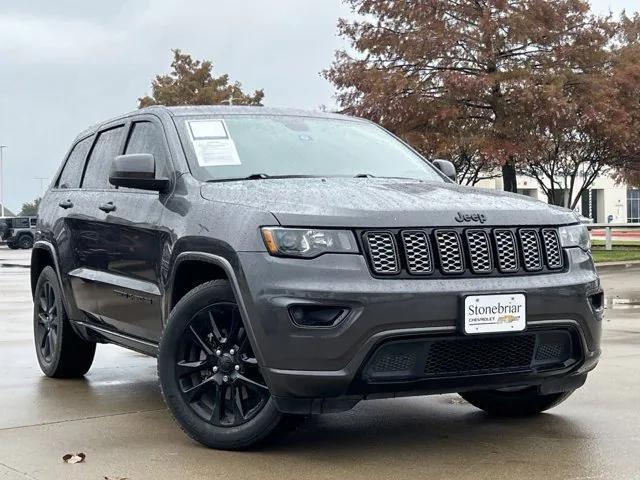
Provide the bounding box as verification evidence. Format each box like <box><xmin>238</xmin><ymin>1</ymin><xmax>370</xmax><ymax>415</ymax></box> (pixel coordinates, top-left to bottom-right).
<box><xmin>35</xmin><ymin>279</ymin><xmax>60</xmax><ymax>364</ymax></box>
<box><xmin>158</xmin><ymin>280</ymin><xmax>293</xmax><ymax>450</ymax></box>
<box><xmin>33</xmin><ymin>266</ymin><xmax>96</xmax><ymax>378</ymax></box>
<box><xmin>175</xmin><ymin>301</ymin><xmax>269</xmax><ymax>427</ymax></box>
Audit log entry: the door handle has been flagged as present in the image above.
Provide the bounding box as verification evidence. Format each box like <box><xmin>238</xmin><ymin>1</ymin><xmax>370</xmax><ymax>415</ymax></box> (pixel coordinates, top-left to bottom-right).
<box><xmin>58</xmin><ymin>199</ymin><xmax>73</xmax><ymax>209</ymax></box>
<box><xmin>99</xmin><ymin>202</ymin><xmax>116</xmax><ymax>213</ymax></box>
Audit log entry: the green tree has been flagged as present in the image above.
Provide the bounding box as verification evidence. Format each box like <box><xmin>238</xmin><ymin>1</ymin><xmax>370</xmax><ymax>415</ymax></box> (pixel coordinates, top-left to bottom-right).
<box><xmin>139</xmin><ymin>49</ymin><xmax>264</xmax><ymax>108</ymax></box>
<box><xmin>19</xmin><ymin>197</ymin><xmax>40</xmax><ymax>216</ymax></box>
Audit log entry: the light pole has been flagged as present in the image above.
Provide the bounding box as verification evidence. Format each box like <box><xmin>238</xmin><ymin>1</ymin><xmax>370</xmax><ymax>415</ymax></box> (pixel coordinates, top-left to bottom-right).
<box><xmin>0</xmin><ymin>145</ymin><xmax>6</xmax><ymax>217</ymax></box>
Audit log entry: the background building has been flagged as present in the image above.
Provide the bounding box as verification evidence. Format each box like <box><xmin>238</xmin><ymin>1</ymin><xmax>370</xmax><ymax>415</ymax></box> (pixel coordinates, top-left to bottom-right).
<box><xmin>477</xmin><ymin>173</ymin><xmax>637</xmax><ymax>223</ymax></box>
<box><xmin>0</xmin><ymin>205</ymin><xmax>15</xmax><ymax>217</ymax></box>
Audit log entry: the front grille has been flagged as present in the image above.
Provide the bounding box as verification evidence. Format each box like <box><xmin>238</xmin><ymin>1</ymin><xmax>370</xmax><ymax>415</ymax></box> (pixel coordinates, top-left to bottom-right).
<box><xmin>494</xmin><ymin>230</ymin><xmax>519</xmax><ymax>273</ymax></box>
<box><xmin>362</xmin><ymin>226</ymin><xmax>565</xmax><ymax>278</ymax></box>
<box><xmin>401</xmin><ymin>231</ymin><xmax>434</xmax><ymax>274</ymax></box>
<box><xmin>435</xmin><ymin>230</ymin><xmax>465</xmax><ymax>274</ymax></box>
<box><xmin>542</xmin><ymin>229</ymin><xmax>564</xmax><ymax>269</ymax></box>
<box><xmin>424</xmin><ymin>335</ymin><xmax>536</xmax><ymax>376</ymax></box>
<box><xmin>364</xmin><ymin>232</ymin><xmax>400</xmax><ymax>275</ymax></box>
<box><xmin>519</xmin><ymin>229</ymin><xmax>543</xmax><ymax>271</ymax></box>
<box><xmin>466</xmin><ymin>230</ymin><xmax>492</xmax><ymax>273</ymax></box>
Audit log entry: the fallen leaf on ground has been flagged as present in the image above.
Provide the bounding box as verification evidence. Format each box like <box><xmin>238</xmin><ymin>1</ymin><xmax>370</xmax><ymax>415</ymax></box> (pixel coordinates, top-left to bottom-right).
<box><xmin>62</xmin><ymin>453</ymin><xmax>86</xmax><ymax>464</ymax></box>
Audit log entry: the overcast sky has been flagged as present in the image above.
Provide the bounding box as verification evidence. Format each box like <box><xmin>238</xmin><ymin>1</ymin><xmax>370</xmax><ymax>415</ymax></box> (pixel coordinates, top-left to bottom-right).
<box><xmin>0</xmin><ymin>0</ymin><xmax>634</xmax><ymax>212</ymax></box>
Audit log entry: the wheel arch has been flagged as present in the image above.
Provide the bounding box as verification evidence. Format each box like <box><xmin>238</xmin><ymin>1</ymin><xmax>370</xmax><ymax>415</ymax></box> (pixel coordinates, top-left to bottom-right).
<box><xmin>31</xmin><ymin>240</ymin><xmax>95</xmax><ymax>340</ymax></box>
<box><xmin>31</xmin><ymin>242</ymin><xmax>58</xmax><ymax>297</ymax></box>
<box><xmin>169</xmin><ymin>255</ymin><xmax>230</xmax><ymax>311</ymax></box>
<box><xmin>166</xmin><ymin>252</ymin><xmax>265</xmax><ymax>367</ymax></box>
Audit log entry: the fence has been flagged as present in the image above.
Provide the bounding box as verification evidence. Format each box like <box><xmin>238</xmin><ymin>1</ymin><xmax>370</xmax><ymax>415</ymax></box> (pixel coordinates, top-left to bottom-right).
<box><xmin>586</xmin><ymin>223</ymin><xmax>640</xmax><ymax>251</ymax></box>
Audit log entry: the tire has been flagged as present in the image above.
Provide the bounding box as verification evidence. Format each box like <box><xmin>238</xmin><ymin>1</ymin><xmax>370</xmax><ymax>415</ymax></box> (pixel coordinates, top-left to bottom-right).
<box><xmin>18</xmin><ymin>235</ymin><xmax>33</xmax><ymax>250</ymax></box>
<box><xmin>158</xmin><ymin>280</ymin><xmax>289</xmax><ymax>450</ymax></box>
<box><xmin>7</xmin><ymin>242</ymin><xmax>19</xmax><ymax>250</ymax></box>
<box><xmin>459</xmin><ymin>387</ymin><xmax>574</xmax><ymax>417</ymax></box>
<box><xmin>33</xmin><ymin>266</ymin><xmax>96</xmax><ymax>378</ymax></box>
<box><xmin>19</xmin><ymin>234</ymin><xmax>34</xmax><ymax>249</ymax></box>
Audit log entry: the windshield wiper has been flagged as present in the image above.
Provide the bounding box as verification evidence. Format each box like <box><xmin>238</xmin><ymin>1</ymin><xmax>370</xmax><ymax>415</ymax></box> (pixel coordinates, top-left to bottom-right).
<box><xmin>206</xmin><ymin>174</ymin><xmax>325</xmax><ymax>183</ymax></box>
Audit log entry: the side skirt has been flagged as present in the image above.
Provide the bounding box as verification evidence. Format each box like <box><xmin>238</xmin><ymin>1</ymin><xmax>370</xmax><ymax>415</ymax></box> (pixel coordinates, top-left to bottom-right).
<box><xmin>74</xmin><ymin>320</ymin><xmax>159</xmax><ymax>357</ymax></box>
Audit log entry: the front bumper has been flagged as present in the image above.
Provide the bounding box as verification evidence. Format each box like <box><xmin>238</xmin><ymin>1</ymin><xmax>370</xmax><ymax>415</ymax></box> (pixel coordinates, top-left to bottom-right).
<box><xmin>236</xmin><ymin>248</ymin><xmax>602</xmax><ymax>413</ymax></box>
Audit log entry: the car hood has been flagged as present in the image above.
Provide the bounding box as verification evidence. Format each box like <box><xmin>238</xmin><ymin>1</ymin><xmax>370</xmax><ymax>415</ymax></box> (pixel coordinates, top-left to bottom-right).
<box><xmin>200</xmin><ymin>178</ymin><xmax>577</xmax><ymax>227</ymax></box>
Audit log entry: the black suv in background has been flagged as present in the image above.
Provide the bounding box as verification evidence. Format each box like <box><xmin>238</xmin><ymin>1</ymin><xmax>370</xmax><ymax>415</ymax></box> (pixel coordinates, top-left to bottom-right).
<box><xmin>1</xmin><ymin>216</ymin><xmax>36</xmax><ymax>249</ymax></box>
<box><xmin>32</xmin><ymin>106</ymin><xmax>603</xmax><ymax>450</ymax></box>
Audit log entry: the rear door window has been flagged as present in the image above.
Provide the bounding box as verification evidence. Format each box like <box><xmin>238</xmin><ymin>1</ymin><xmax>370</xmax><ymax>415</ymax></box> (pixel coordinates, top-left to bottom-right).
<box><xmin>81</xmin><ymin>126</ymin><xmax>126</xmax><ymax>189</ymax></box>
<box><xmin>57</xmin><ymin>137</ymin><xmax>92</xmax><ymax>189</ymax></box>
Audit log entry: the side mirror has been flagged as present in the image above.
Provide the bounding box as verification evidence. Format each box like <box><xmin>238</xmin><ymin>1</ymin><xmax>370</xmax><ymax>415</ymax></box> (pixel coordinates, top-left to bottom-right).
<box><xmin>432</xmin><ymin>159</ymin><xmax>457</xmax><ymax>182</ymax></box>
<box><xmin>109</xmin><ymin>154</ymin><xmax>170</xmax><ymax>192</ymax></box>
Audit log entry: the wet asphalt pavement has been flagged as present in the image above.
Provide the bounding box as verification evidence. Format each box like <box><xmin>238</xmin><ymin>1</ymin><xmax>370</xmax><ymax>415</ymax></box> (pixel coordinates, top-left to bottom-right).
<box><xmin>0</xmin><ymin>246</ymin><xmax>638</xmax><ymax>480</ymax></box>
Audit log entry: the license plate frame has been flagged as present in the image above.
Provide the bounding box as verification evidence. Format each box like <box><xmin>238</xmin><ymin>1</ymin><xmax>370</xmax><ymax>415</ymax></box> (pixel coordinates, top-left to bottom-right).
<box><xmin>463</xmin><ymin>293</ymin><xmax>527</xmax><ymax>335</ymax></box>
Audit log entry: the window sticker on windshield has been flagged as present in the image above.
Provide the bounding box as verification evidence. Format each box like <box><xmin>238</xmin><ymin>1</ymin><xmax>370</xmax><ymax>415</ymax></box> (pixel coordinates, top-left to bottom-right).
<box><xmin>187</xmin><ymin>120</ymin><xmax>241</xmax><ymax>167</ymax></box>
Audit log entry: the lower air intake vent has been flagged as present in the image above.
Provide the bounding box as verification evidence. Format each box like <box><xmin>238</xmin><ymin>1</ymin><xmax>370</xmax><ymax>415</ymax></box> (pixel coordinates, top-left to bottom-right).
<box><xmin>362</xmin><ymin>330</ymin><xmax>578</xmax><ymax>383</ymax></box>
<box><xmin>424</xmin><ymin>335</ymin><xmax>536</xmax><ymax>377</ymax></box>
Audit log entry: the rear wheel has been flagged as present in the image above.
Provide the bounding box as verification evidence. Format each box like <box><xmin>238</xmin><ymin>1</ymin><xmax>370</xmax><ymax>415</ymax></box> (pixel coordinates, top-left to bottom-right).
<box><xmin>7</xmin><ymin>242</ymin><xmax>19</xmax><ymax>249</ymax></box>
<box><xmin>34</xmin><ymin>266</ymin><xmax>96</xmax><ymax>377</ymax></box>
<box><xmin>158</xmin><ymin>280</ymin><xmax>290</xmax><ymax>450</ymax></box>
<box><xmin>19</xmin><ymin>234</ymin><xmax>34</xmax><ymax>249</ymax></box>
<box><xmin>459</xmin><ymin>387</ymin><xmax>574</xmax><ymax>417</ymax></box>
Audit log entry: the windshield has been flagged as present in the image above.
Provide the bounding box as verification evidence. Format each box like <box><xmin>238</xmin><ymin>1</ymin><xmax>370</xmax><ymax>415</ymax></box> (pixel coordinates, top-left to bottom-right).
<box><xmin>176</xmin><ymin>115</ymin><xmax>444</xmax><ymax>182</ymax></box>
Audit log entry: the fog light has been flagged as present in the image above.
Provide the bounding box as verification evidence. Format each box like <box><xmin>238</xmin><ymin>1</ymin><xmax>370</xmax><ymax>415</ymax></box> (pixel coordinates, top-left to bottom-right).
<box><xmin>289</xmin><ymin>305</ymin><xmax>348</xmax><ymax>328</ymax></box>
<box><xmin>590</xmin><ymin>292</ymin><xmax>604</xmax><ymax>310</ymax></box>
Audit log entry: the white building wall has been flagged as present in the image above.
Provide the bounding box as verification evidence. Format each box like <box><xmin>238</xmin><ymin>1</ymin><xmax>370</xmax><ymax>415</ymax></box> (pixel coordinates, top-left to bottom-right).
<box><xmin>590</xmin><ymin>175</ymin><xmax>627</xmax><ymax>223</ymax></box>
<box><xmin>474</xmin><ymin>170</ymin><xmax>628</xmax><ymax>222</ymax></box>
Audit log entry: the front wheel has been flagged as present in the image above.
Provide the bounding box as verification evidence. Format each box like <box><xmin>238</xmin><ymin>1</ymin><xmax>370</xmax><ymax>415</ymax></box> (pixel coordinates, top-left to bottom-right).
<box><xmin>158</xmin><ymin>280</ymin><xmax>288</xmax><ymax>450</ymax></box>
<box><xmin>459</xmin><ymin>387</ymin><xmax>574</xmax><ymax>417</ymax></box>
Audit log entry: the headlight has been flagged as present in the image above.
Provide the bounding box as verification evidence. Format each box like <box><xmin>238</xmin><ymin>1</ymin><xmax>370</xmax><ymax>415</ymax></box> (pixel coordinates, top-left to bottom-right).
<box><xmin>559</xmin><ymin>224</ymin><xmax>591</xmax><ymax>251</ymax></box>
<box><xmin>261</xmin><ymin>227</ymin><xmax>358</xmax><ymax>258</ymax></box>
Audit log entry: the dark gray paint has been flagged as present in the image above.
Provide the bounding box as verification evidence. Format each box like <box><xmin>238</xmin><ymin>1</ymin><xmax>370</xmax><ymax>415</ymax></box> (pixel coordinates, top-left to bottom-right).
<box><xmin>32</xmin><ymin>105</ymin><xmax>603</xmax><ymax>412</ymax></box>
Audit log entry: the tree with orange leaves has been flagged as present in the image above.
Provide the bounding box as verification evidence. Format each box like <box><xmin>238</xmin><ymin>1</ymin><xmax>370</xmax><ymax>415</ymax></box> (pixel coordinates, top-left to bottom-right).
<box><xmin>325</xmin><ymin>0</ymin><xmax>633</xmax><ymax>196</ymax></box>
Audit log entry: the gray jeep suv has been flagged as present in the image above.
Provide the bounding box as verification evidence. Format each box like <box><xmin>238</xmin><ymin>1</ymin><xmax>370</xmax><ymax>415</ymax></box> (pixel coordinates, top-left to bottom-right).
<box><xmin>1</xmin><ymin>216</ymin><xmax>36</xmax><ymax>249</ymax></box>
<box><xmin>31</xmin><ymin>106</ymin><xmax>603</xmax><ymax>449</ymax></box>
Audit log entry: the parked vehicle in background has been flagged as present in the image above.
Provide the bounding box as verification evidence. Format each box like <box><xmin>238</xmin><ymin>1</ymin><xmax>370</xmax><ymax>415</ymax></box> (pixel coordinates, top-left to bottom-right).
<box><xmin>31</xmin><ymin>106</ymin><xmax>602</xmax><ymax>450</ymax></box>
<box><xmin>0</xmin><ymin>216</ymin><xmax>36</xmax><ymax>249</ymax></box>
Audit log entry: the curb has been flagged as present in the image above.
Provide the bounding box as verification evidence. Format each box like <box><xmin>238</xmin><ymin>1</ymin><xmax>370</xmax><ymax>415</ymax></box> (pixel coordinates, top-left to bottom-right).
<box><xmin>595</xmin><ymin>260</ymin><xmax>640</xmax><ymax>271</ymax></box>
